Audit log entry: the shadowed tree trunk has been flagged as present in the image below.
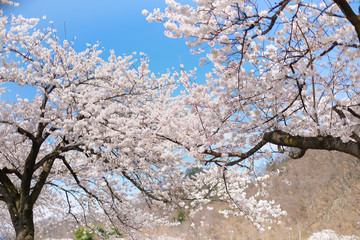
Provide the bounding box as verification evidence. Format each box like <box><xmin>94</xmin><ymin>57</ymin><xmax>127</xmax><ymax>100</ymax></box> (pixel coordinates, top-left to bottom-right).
<box><xmin>13</xmin><ymin>209</ymin><xmax>35</xmax><ymax>240</ymax></box>
<box><xmin>2</xmin><ymin>169</ymin><xmax>37</xmax><ymax>240</ymax></box>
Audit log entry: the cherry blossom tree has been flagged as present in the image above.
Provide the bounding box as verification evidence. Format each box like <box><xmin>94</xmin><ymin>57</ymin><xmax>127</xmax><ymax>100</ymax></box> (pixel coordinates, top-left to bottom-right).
<box><xmin>0</xmin><ymin>8</ymin><xmax>285</xmax><ymax>240</ymax></box>
<box><xmin>0</xmin><ymin>12</ymin><xmax>178</xmax><ymax>240</ymax></box>
<box><xmin>145</xmin><ymin>0</ymin><xmax>360</xmax><ymax>166</ymax></box>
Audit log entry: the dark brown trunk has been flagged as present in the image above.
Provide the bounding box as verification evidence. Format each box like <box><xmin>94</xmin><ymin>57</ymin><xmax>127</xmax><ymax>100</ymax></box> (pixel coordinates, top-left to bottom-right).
<box><xmin>13</xmin><ymin>204</ymin><xmax>35</xmax><ymax>240</ymax></box>
<box><xmin>14</xmin><ymin>210</ymin><xmax>35</xmax><ymax>240</ymax></box>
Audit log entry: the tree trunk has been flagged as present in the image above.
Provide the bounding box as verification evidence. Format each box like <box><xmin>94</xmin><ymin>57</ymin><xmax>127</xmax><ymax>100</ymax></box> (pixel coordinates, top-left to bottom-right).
<box><xmin>13</xmin><ymin>207</ymin><xmax>35</xmax><ymax>240</ymax></box>
<box><xmin>15</xmin><ymin>225</ymin><xmax>35</xmax><ymax>240</ymax></box>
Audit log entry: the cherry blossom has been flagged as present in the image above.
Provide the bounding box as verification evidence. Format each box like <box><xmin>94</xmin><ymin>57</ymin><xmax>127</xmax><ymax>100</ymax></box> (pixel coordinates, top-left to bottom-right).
<box><xmin>0</xmin><ymin>8</ymin><xmax>284</xmax><ymax>240</ymax></box>
<box><xmin>2</xmin><ymin>0</ymin><xmax>359</xmax><ymax>239</ymax></box>
<box><xmin>144</xmin><ymin>0</ymin><xmax>360</xmax><ymax>236</ymax></box>
<box><xmin>308</xmin><ymin>229</ymin><xmax>360</xmax><ymax>240</ymax></box>
<box><xmin>147</xmin><ymin>0</ymin><xmax>360</xmax><ymax>169</ymax></box>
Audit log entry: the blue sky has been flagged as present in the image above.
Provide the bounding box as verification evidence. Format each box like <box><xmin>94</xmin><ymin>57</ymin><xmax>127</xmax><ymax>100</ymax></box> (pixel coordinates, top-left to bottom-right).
<box><xmin>1</xmin><ymin>0</ymin><xmax>206</xmax><ymax>101</ymax></box>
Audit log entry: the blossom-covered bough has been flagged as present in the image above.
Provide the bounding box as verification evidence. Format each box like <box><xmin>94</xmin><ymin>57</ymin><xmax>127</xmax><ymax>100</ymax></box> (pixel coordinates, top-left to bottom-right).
<box><xmin>143</xmin><ymin>0</ymin><xmax>360</xmax><ymax>236</ymax></box>
<box><xmin>146</xmin><ymin>0</ymin><xmax>360</xmax><ymax>168</ymax></box>
<box><xmin>0</xmin><ymin>6</ymin><xmax>285</xmax><ymax>240</ymax></box>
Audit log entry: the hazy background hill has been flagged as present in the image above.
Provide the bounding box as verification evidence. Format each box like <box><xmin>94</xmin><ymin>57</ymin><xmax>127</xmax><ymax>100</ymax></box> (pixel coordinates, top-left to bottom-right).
<box><xmin>154</xmin><ymin>150</ymin><xmax>360</xmax><ymax>240</ymax></box>
<box><xmin>36</xmin><ymin>150</ymin><xmax>360</xmax><ymax>240</ymax></box>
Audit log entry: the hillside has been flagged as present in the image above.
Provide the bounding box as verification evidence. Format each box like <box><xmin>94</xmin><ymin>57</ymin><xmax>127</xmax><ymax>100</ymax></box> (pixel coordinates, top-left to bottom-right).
<box><xmin>154</xmin><ymin>150</ymin><xmax>360</xmax><ymax>239</ymax></box>
<box><xmin>36</xmin><ymin>150</ymin><xmax>360</xmax><ymax>239</ymax></box>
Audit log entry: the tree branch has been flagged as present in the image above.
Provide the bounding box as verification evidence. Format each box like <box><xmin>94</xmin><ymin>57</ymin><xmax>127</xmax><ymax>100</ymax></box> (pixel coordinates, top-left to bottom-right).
<box><xmin>0</xmin><ymin>169</ymin><xmax>19</xmax><ymax>201</ymax></box>
<box><xmin>263</xmin><ymin>130</ymin><xmax>360</xmax><ymax>158</ymax></box>
<box><xmin>3</xmin><ymin>167</ymin><xmax>22</xmax><ymax>179</ymax></box>
<box><xmin>347</xmin><ymin>107</ymin><xmax>360</xmax><ymax>119</ymax></box>
<box><xmin>30</xmin><ymin>158</ymin><xmax>55</xmax><ymax>205</ymax></box>
<box><xmin>33</xmin><ymin>142</ymin><xmax>82</xmax><ymax>171</ymax></box>
<box><xmin>202</xmin><ymin>140</ymin><xmax>268</xmax><ymax>167</ymax></box>
<box><xmin>17</xmin><ymin>126</ymin><xmax>36</xmax><ymax>142</ymax></box>
<box><xmin>121</xmin><ymin>171</ymin><xmax>168</xmax><ymax>203</ymax></box>
<box><xmin>0</xmin><ymin>184</ymin><xmax>9</xmax><ymax>202</ymax></box>
<box><xmin>333</xmin><ymin>0</ymin><xmax>360</xmax><ymax>41</ymax></box>
<box><xmin>61</xmin><ymin>156</ymin><xmax>99</xmax><ymax>200</ymax></box>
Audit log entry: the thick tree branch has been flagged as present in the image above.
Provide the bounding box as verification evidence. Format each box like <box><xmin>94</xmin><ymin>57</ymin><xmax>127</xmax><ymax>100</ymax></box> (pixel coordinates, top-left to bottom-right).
<box><xmin>0</xmin><ymin>170</ymin><xmax>20</xmax><ymax>227</ymax></box>
<box><xmin>30</xmin><ymin>158</ymin><xmax>55</xmax><ymax>205</ymax></box>
<box><xmin>3</xmin><ymin>167</ymin><xmax>22</xmax><ymax>179</ymax></box>
<box><xmin>0</xmin><ymin>169</ymin><xmax>19</xmax><ymax>201</ymax></box>
<box><xmin>347</xmin><ymin>107</ymin><xmax>360</xmax><ymax>119</ymax></box>
<box><xmin>263</xmin><ymin>130</ymin><xmax>360</xmax><ymax>158</ymax></box>
<box><xmin>17</xmin><ymin>127</ymin><xmax>36</xmax><ymax>142</ymax></box>
<box><xmin>0</xmin><ymin>184</ymin><xmax>9</xmax><ymax>202</ymax></box>
<box><xmin>202</xmin><ymin>140</ymin><xmax>268</xmax><ymax>167</ymax></box>
<box><xmin>36</xmin><ymin>85</ymin><xmax>56</xmax><ymax>141</ymax></box>
<box><xmin>20</xmin><ymin>140</ymin><xmax>41</xmax><ymax>211</ymax></box>
<box><xmin>332</xmin><ymin>105</ymin><xmax>346</xmax><ymax>119</ymax></box>
<box><xmin>34</xmin><ymin>143</ymin><xmax>82</xmax><ymax>171</ymax></box>
<box><xmin>0</xmin><ymin>120</ymin><xmax>38</xmax><ymax>143</ymax></box>
<box><xmin>333</xmin><ymin>0</ymin><xmax>360</xmax><ymax>41</ymax></box>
